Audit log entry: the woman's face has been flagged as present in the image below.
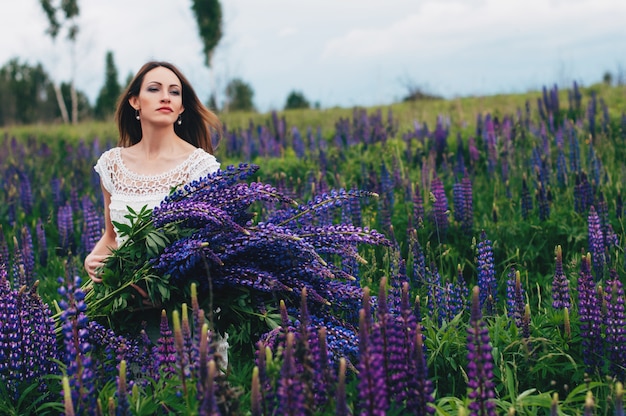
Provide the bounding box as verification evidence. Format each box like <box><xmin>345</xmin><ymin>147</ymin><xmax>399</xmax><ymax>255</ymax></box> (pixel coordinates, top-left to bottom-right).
<box><xmin>130</xmin><ymin>66</ymin><xmax>184</xmax><ymax>127</ymax></box>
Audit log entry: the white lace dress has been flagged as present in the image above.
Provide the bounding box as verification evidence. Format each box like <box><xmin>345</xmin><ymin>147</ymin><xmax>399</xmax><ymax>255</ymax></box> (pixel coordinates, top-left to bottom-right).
<box><xmin>94</xmin><ymin>147</ymin><xmax>220</xmax><ymax>246</ymax></box>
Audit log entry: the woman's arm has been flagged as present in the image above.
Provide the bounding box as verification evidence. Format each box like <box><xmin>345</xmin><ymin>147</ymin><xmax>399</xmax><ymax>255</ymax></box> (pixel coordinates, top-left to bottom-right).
<box><xmin>84</xmin><ymin>182</ymin><xmax>117</xmax><ymax>282</ymax></box>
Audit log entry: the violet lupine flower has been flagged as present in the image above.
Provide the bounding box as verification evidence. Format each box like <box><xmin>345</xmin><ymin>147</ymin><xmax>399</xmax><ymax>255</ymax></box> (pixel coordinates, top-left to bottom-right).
<box><xmin>80</xmin><ymin>196</ymin><xmax>102</xmax><ymax>256</ymax></box>
<box><xmin>57</xmin><ymin>203</ymin><xmax>74</xmax><ymax>255</ymax></box>
<box><xmin>574</xmin><ymin>172</ymin><xmax>594</xmax><ymax>214</ymax></box>
<box><xmin>20</xmin><ymin>226</ymin><xmax>35</xmax><ymax>285</ymax></box>
<box><xmin>430</xmin><ymin>176</ymin><xmax>449</xmax><ymax>240</ymax></box>
<box><xmin>551</xmin><ymin>245</ymin><xmax>571</xmax><ymax>310</ymax></box>
<box><xmin>588</xmin><ymin>206</ymin><xmax>606</xmax><ymax>279</ymax></box>
<box><xmin>413</xmin><ymin>183</ymin><xmax>425</xmax><ymax>229</ymax></box>
<box><xmin>335</xmin><ymin>358</ymin><xmax>350</xmax><ymax>416</ymax></box>
<box><xmin>556</xmin><ymin>148</ymin><xmax>568</xmax><ymax>187</ymax></box>
<box><xmin>116</xmin><ymin>360</ymin><xmax>130</xmax><ymax>416</ymax></box>
<box><xmin>410</xmin><ymin>229</ymin><xmax>427</xmax><ymax>289</ymax></box>
<box><xmin>35</xmin><ymin>218</ymin><xmax>48</xmax><ymax>267</ymax></box>
<box><xmin>0</xmin><ymin>276</ymin><xmax>58</xmax><ymax>402</ymax></box>
<box><xmin>357</xmin><ymin>307</ymin><xmax>388</xmax><ymax>416</ymax></box>
<box><xmin>18</xmin><ymin>170</ymin><xmax>33</xmax><ymax>216</ymax></box>
<box><xmin>406</xmin><ymin>325</ymin><xmax>435</xmax><ymax>415</ymax></box>
<box><xmin>604</xmin><ymin>274</ymin><xmax>626</xmax><ymax>382</ymax></box>
<box><xmin>506</xmin><ymin>269</ymin><xmax>525</xmax><ymax>329</ymax></box>
<box><xmin>370</xmin><ymin>278</ymin><xmax>413</xmax><ymax>405</ymax></box>
<box><xmin>58</xmin><ymin>275</ymin><xmax>97</xmax><ymax>412</ymax></box>
<box><xmin>484</xmin><ymin>115</ymin><xmax>497</xmax><ymax>176</ymax></box>
<box><xmin>466</xmin><ymin>286</ymin><xmax>497</xmax><ymax>416</ymax></box>
<box><xmin>456</xmin><ymin>264</ymin><xmax>469</xmax><ymax>310</ymax></box>
<box><xmin>577</xmin><ymin>253</ymin><xmax>604</xmax><ymax>374</ymax></box>
<box><xmin>276</xmin><ymin>332</ymin><xmax>307</xmax><ymax>416</ymax></box>
<box><xmin>425</xmin><ymin>264</ymin><xmax>444</xmax><ymax>325</ymax></box>
<box><xmin>461</xmin><ymin>174</ymin><xmax>474</xmax><ymax>232</ymax></box>
<box><xmin>153</xmin><ymin>310</ymin><xmax>177</xmax><ymax>377</ymax></box>
<box><xmin>476</xmin><ymin>231</ymin><xmax>497</xmax><ymax>316</ymax></box>
<box><xmin>535</xmin><ymin>183</ymin><xmax>550</xmax><ymax>221</ymax></box>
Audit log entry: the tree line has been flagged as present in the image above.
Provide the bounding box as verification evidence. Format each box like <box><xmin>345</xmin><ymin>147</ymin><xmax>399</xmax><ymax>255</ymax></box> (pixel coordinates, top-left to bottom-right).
<box><xmin>0</xmin><ymin>0</ymin><xmax>313</xmax><ymax>126</ymax></box>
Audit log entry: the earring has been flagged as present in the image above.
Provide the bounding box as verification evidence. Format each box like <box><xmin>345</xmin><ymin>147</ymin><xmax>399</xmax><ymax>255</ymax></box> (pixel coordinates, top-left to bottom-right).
<box><xmin>135</xmin><ymin>109</ymin><xmax>140</xmax><ymax>120</ymax></box>
<box><xmin>177</xmin><ymin>115</ymin><xmax>182</xmax><ymax>126</ymax></box>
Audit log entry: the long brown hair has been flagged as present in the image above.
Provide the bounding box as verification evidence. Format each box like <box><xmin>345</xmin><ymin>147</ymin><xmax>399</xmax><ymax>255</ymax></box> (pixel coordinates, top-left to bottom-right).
<box><xmin>115</xmin><ymin>61</ymin><xmax>221</xmax><ymax>154</ymax></box>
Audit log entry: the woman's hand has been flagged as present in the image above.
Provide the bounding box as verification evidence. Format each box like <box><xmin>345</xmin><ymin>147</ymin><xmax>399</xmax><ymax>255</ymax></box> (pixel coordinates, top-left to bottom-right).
<box><xmin>85</xmin><ymin>252</ymin><xmax>108</xmax><ymax>283</ymax></box>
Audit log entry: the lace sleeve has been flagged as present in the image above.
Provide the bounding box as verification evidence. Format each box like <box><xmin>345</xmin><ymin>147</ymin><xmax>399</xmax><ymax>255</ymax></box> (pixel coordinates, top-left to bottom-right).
<box><xmin>94</xmin><ymin>148</ymin><xmax>117</xmax><ymax>194</ymax></box>
<box><xmin>187</xmin><ymin>150</ymin><xmax>220</xmax><ymax>181</ymax></box>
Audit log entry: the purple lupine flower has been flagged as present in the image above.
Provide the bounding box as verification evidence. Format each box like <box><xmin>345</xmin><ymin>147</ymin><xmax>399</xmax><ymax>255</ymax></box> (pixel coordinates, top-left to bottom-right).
<box><xmin>535</xmin><ymin>182</ymin><xmax>550</xmax><ymax>221</ymax></box>
<box><xmin>425</xmin><ymin>264</ymin><xmax>444</xmax><ymax>325</ymax></box>
<box><xmin>588</xmin><ymin>205</ymin><xmax>606</xmax><ymax>279</ymax></box>
<box><xmin>58</xmin><ymin>275</ymin><xmax>97</xmax><ymax>412</ymax></box>
<box><xmin>461</xmin><ymin>173</ymin><xmax>474</xmax><ymax>232</ymax></box>
<box><xmin>453</xmin><ymin>181</ymin><xmax>465</xmax><ymax>225</ymax></box>
<box><xmin>116</xmin><ymin>360</ymin><xmax>130</xmax><ymax>416</ymax></box>
<box><xmin>506</xmin><ymin>269</ymin><xmax>525</xmax><ymax>329</ymax></box>
<box><xmin>456</xmin><ymin>264</ymin><xmax>469</xmax><ymax>310</ymax></box>
<box><xmin>57</xmin><ymin>204</ymin><xmax>74</xmax><ymax>255</ymax></box>
<box><xmin>335</xmin><ymin>357</ymin><xmax>350</xmax><ymax>416</ymax></box>
<box><xmin>551</xmin><ymin>245</ymin><xmax>571</xmax><ymax>309</ymax></box>
<box><xmin>370</xmin><ymin>278</ymin><xmax>414</xmax><ymax>405</ymax></box>
<box><xmin>430</xmin><ymin>176</ymin><xmax>449</xmax><ymax>240</ymax></box>
<box><xmin>410</xmin><ymin>229</ymin><xmax>427</xmax><ymax>289</ymax></box>
<box><xmin>405</xmin><ymin>324</ymin><xmax>435</xmax><ymax>415</ymax></box>
<box><xmin>556</xmin><ymin>148</ymin><xmax>568</xmax><ymax>187</ymax></box>
<box><xmin>20</xmin><ymin>226</ymin><xmax>35</xmax><ymax>285</ymax></box>
<box><xmin>0</xmin><ymin>275</ymin><xmax>58</xmax><ymax>402</ymax></box>
<box><xmin>574</xmin><ymin>172</ymin><xmax>594</xmax><ymax>214</ymax></box>
<box><xmin>199</xmin><ymin>360</ymin><xmax>220</xmax><ymax>416</ymax></box>
<box><xmin>577</xmin><ymin>253</ymin><xmax>604</xmax><ymax>374</ymax></box>
<box><xmin>357</xmin><ymin>308</ymin><xmax>388</xmax><ymax>416</ymax></box>
<box><xmin>484</xmin><ymin>115</ymin><xmax>497</xmax><ymax>176</ymax></box>
<box><xmin>476</xmin><ymin>231</ymin><xmax>497</xmax><ymax>316</ymax></box>
<box><xmin>18</xmin><ymin>170</ymin><xmax>33</xmax><ymax>216</ymax></box>
<box><xmin>80</xmin><ymin>196</ymin><xmax>102</xmax><ymax>256</ymax></box>
<box><xmin>35</xmin><ymin>218</ymin><xmax>48</xmax><ymax>267</ymax></box>
<box><xmin>276</xmin><ymin>332</ymin><xmax>307</xmax><ymax>415</ymax></box>
<box><xmin>604</xmin><ymin>273</ymin><xmax>626</xmax><ymax>381</ymax></box>
<box><xmin>153</xmin><ymin>310</ymin><xmax>177</xmax><ymax>376</ymax></box>
<box><xmin>466</xmin><ymin>286</ymin><xmax>497</xmax><ymax>416</ymax></box>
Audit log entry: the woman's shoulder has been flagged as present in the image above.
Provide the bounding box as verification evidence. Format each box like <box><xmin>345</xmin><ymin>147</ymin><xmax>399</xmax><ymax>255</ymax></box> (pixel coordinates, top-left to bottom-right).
<box><xmin>187</xmin><ymin>148</ymin><xmax>220</xmax><ymax>179</ymax></box>
<box><xmin>96</xmin><ymin>147</ymin><xmax>122</xmax><ymax>164</ymax></box>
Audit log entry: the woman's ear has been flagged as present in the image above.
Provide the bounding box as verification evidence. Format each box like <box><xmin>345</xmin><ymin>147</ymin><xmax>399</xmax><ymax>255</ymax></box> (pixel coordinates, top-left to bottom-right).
<box><xmin>129</xmin><ymin>96</ymin><xmax>139</xmax><ymax>110</ymax></box>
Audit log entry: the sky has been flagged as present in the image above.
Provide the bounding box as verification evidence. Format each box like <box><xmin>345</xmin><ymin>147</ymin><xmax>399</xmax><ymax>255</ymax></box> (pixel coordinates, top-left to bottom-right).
<box><xmin>1</xmin><ymin>0</ymin><xmax>625</xmax><ymax>112</ymax></box>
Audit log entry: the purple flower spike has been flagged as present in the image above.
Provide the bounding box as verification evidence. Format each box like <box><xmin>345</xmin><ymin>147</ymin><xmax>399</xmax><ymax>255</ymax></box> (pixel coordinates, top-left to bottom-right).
<box><xmin>577</xmin><ymin>253</ymin><xmax>603</xmax><ymax>373</ymax></box>
<box><xmin>476</xmin><ymin>231</ymin><xmax>497</xmax><ymax>316</ymax></box>
<box><xmin>551</xmin><ymin>245</ymin><xmax>570</xmax><ymax>310</ymax></box>
<box><xmin>604</xmin><ymin>272</ymin><xmax>626</xmax><ymax>381</ymax></box>
<box><xmin>588</xmin><ymin>206</ymin><xmax>606</xmax><ymax>279</ymax></box>
<box><xmin>430</xmin><ymin>176</ymin><xmax>449</xmax><ymax>240</ymax></box>
<box><xmin>466</xmin><ymin>286</ymin><xmax>497</xmax><ymax>416</ymax></box>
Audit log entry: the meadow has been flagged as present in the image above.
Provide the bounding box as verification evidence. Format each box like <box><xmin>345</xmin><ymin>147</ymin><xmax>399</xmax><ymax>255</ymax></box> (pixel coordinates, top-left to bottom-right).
<box><xmin>1</xmin><ymin>81</ymin><xmax>626</xmax><ymax>415</ymax></box>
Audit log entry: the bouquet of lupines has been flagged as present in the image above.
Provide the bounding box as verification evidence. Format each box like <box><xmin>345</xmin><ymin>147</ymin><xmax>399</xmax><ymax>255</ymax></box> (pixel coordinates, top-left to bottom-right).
<box><xmin>86</xmin><ymin>163</ymin><xmax>390</xmax><ymax>350</ymax></box>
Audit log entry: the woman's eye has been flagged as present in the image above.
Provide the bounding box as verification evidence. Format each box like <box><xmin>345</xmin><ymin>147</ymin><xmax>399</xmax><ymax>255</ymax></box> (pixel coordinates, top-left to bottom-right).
<box><xmin>147</xmin><ymin>87</ymin><xmax>159</xmax><ymax>92</ymax></box>
<box><xmin>170</xmin><ymin>90</ymin><xmax>181</xmax><ymax>96</ymax></box>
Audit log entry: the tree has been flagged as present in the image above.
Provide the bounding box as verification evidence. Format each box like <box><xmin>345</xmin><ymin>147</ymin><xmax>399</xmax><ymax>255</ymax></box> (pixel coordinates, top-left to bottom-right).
<box><xmin>0</xmin><ymin>59</ymin><xmax>60</xmax><ymax>125</ymax></box>
<box><xmin>224</xmin><ymin>78</ymin><xmax>255</xmax><ymax>112</ymax></box>
<box><xmin>284</xmin><ymin>90</ymin><xmax>310</xmax><ymax>110</ymax></box>
<box><xmin>94</xmin><ymin>51</ymin><xmax>122</xmax><ymax>120</ymax></box>
<box><xmin>39</xmin><ymin>0</ymin><xmax>80</xmax><ymax>124</ymax></box>
<box><xmin>191</xmin><ymin>0</ymin><xmax>222</xmax><ymax>105</ymax></box>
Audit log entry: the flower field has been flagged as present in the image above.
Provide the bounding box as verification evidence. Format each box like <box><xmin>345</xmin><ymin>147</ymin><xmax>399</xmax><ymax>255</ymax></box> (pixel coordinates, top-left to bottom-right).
<box><xmin>1</xmin><ymin>83</ymin><xmax>626</xmax><ymax>415</ymax></box>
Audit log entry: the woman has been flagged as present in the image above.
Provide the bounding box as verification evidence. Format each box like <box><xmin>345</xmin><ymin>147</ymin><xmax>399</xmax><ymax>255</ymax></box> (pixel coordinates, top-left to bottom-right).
<box><xmin>84</xmin><ymin>61</ymin><xmax>222</xmax><ymax>281</ymax></box>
